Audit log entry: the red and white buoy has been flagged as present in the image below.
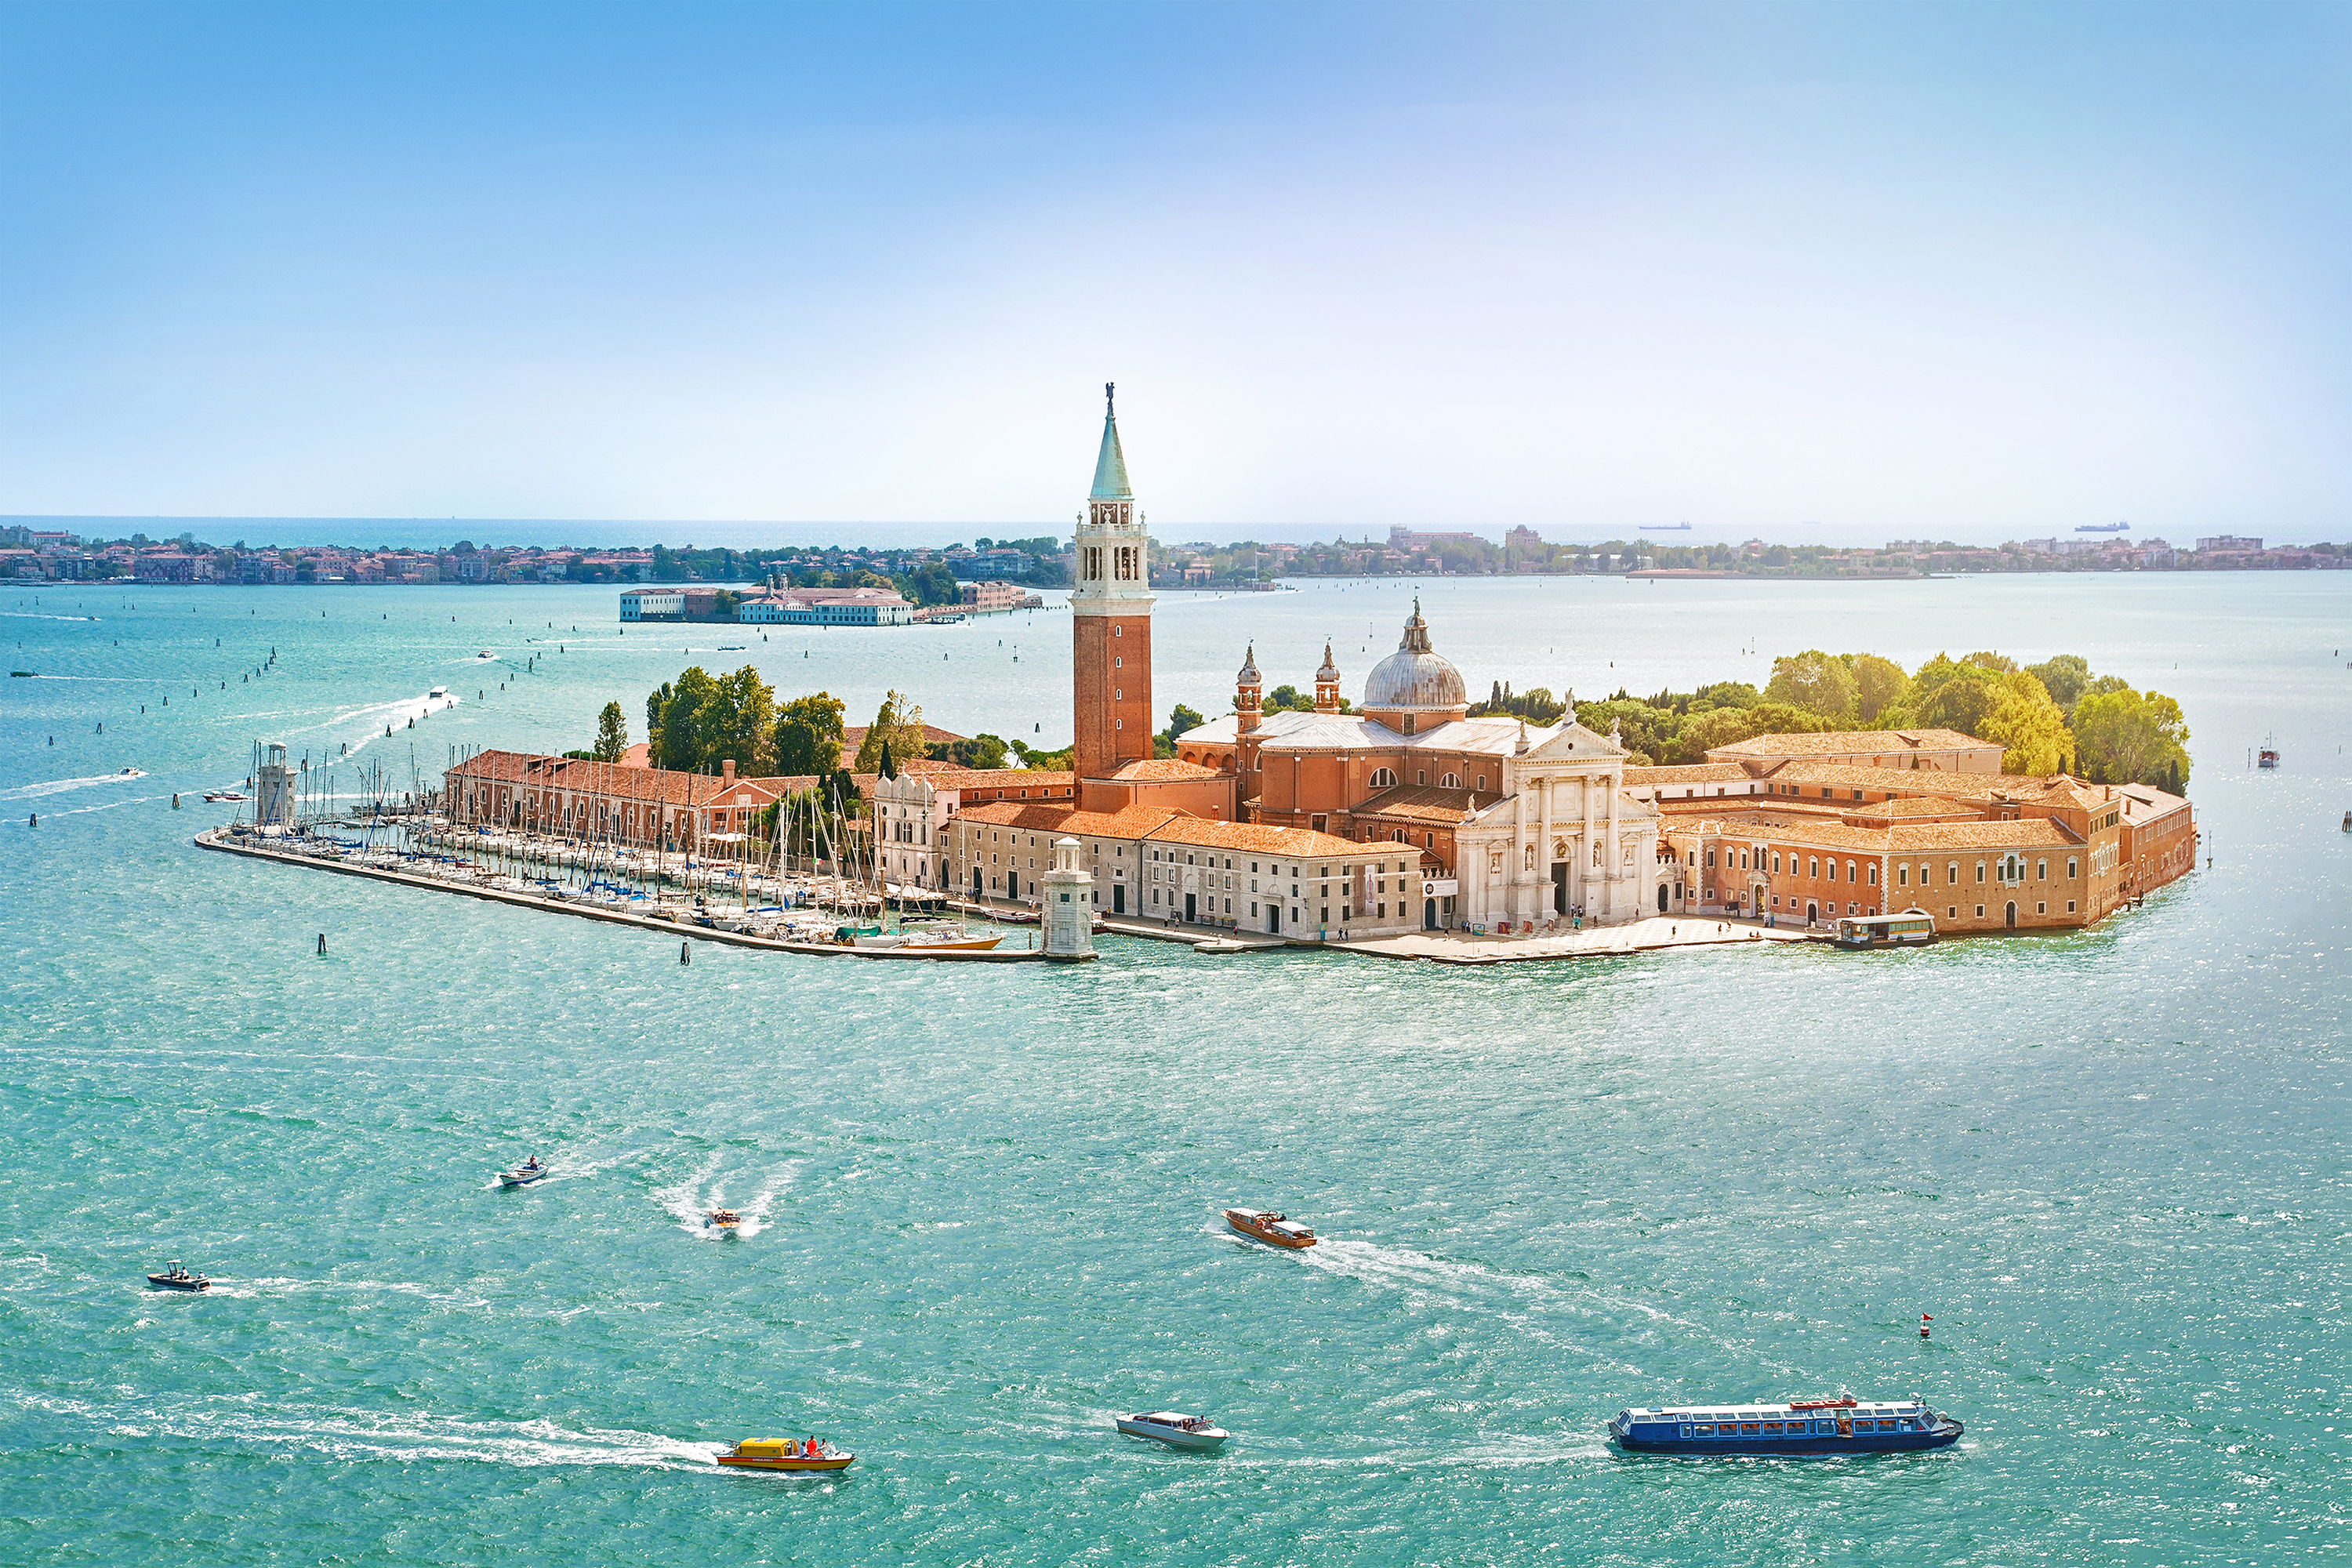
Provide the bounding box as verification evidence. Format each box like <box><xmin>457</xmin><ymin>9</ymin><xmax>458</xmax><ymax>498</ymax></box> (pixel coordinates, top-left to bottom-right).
<box><xmin>1919</xmin><ymin>1313</ymin><xmax>1933</xmax><ymax>1339</ymax></box>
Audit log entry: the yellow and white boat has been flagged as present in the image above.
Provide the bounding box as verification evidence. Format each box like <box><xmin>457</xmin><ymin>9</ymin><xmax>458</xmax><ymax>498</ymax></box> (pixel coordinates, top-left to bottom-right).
<box><xmin>716</xmin><ymin>1438</ymin><xmax>855</xmax><ymax>1472</ymax></box>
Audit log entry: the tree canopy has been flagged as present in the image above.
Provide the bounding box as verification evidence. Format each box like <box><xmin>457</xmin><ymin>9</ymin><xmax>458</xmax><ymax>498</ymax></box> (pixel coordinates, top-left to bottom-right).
<box><xmin>593</xmin><ymin>701</ymin><xmax>629</xmax><ymax>763</ymax></box>
<box><xmin>1764</xmin><ymin>650</ymin><xmax>1858</xmax><ymax>721</ymax></box>
<box><xmin>773</xmin><ymin>691</ymin><xmax>846</xmax><ymax>776</ymax></box>
<box><xmin>2073</xmin><ymin>688</ymin><xmax>2190</xmax><ymax>786</ymax></box>
<box><xmin>854</xmin><ymin>691</ymin><xmax>928</xmax><ymax>773</ymax></box>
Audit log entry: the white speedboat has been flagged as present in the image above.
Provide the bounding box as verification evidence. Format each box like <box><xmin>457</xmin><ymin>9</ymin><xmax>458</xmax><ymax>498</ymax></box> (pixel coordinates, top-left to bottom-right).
<box><xmin>118</xmin><ymin>766</ymin><xmax>147</xmax><ymax>778</ymax></box>
<box><xmin>498</xmin><ymin>1157</ymin><xmax>549</xmax><ymax>1187</ymax></box>
<box><xmin>1116</xmin><ymin>1411</ymin><xmax>1229</xmax><ymax>1452</ymax></box>
<box><xmin>429</xmin><ymin>687</ymin><xmax>450</xmax><ymax>701</ymax></box>
<box><xmin>201</xmin><ymin>789</ymin><xmax>247</xmax><ymax>803</ymax></box>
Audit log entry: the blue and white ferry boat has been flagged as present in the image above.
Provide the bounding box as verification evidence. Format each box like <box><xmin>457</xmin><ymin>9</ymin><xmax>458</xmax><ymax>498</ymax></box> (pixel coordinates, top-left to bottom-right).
<box><xmin>1610</xmin><ymin>1395</ymin><xmax>1961</xmax><ymax>1456</ymax></box>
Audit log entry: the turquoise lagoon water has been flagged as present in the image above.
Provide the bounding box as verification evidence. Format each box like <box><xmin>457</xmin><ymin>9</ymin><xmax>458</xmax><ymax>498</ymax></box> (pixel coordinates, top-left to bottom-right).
<box><xmin>2</xmin><ymin>574</ymin><xmax>2345</xmax><ymax>1565</ymax></box>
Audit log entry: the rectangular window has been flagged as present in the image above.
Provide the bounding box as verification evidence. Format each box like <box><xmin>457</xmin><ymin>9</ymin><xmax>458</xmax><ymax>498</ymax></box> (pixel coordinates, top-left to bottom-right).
<box><xmin>1809</xmin><ymin>857</ymin><xmax>1818</xmax><ymax>879</ymax></box>
<box><xmin>2067</xmin><ymin>900</ymin><xmax>2077</xmax><ymax>913</ymax></box>
<box><xmin>1868</xmin><ymin>864</ymin><xmax>1878</xmax><ymax>886</ymax></box>
<box><xmin>2068</xmin><ymin>858</ymin><xmax>2078</xmax><ymax>879</ymax></box>
<box><xmin>2037</xmin><ymin>902</ymin><xmax>2046</xmax><ymax>914</ymax></box>
<box><xmin>1947</xmin><ymin>863</ymin><xmax>1959</xmax><ymax>885</ymax></box>
<box><xmin>1976</xmin><ymin>862</ymin><xmax>1987</xmax><ymax>884</ymax></box>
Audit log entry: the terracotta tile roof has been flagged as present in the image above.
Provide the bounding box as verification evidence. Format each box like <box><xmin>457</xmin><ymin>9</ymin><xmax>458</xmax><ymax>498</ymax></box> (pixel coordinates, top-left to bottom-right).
<box><xmin>1144</xmin><ymin>817</ymin><xmax>1371</xmax><ymax>858</ymax></box>
<box><xmin>1846</xmin><ymin>797</ymin><xmax>1982</xmax><ymax>819</ymax></box>
<box><xmin>841</xmin><ymin>721</ymin><xmax>968</xmax><ymax>750</ymax></box>
<box><xmin>920</xmin><ymin>768</ymin><xmax>1076</xmax><ymax>791</ymax></box>
<box><xmin>1886</xmin><ymin>819</ymin><xmax>2079</xmax><ymax>851</ymax></box>
<box><xmin>1352</xmin><ymin>783</ymin><xmax>1486</xmax><ymax>824</ymax></box>
<box><xmin>1706</xmin><ymin>728</ymin><xmax>1998</xmax><ymax>760</ymax></box>
<box><xmin>445</xmin><ymin>750</ymin><xmax>790</xmax><ymax>809</ymax></box>
<box><xmin>1623</xmin><ymin>762</ymin><xmax>1755</xmax><ymax>784</ymax></box>
<box><xmin>1097</xmin><ymin>758</ymin><xmax>1223</xmax><ymax>781</ymax></box>
<box><xmin>1664</xmin><ymin>809</ymin><xmax>2083</xmax><ymax>853</ymax></box>
<box><xmin>952</xmin><ymin>800</ymin><xmax>1185</xmax><ymax>840</ymax></box>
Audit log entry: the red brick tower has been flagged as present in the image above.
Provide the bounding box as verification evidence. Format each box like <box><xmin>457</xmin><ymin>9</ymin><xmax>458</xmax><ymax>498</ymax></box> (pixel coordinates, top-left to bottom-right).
<box><xmin>1072</xmin><ymin>383</ymin><xmax>1155</xmax><ymax>803</ymax></box>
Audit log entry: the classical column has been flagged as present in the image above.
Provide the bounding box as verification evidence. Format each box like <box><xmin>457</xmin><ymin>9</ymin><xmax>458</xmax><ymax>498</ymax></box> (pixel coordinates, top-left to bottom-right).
<box><xmin>1537</xmin><ymin>768</ymin><xmax>1553</xmax><ymax>917</ymax></box>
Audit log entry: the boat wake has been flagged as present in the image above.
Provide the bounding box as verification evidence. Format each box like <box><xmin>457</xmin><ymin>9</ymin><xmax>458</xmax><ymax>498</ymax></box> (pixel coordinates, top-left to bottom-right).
<box><xmin>1290</xmin><ymin>1239</ymin><xmax>1652</xmax><ymax>1377</ymax></box>
<box><xmin>0</xmin><ymin>772</ymin><xmax>160</xmax><ymax>802</ymax></box>
<box><xmin>16</xmin><ymin>1392</ymin><xmax>717</xmax><ymax>1471</ymax></box>
<box><xmin>654</xmin><ymin>1156</ymin><xmax>799</xmax><ymax>1239</ymax></box>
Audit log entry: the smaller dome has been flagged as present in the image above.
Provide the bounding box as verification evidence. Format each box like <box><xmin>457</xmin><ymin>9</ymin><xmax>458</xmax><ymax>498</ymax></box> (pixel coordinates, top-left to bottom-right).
<box><xmin>1316</xmin><ymin>643</ymin><xmax>1341</xmax><ymax>684</ymax></box>
<box><xmin>1236</xmin><ymin>643</ymin><xmax>1261</xmax><ymax>684</ymax></box>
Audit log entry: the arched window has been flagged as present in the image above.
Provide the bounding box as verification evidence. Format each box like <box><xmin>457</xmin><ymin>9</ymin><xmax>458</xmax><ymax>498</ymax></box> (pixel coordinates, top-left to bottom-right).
<box><xmin>1369</xmin><ymin>768</ymin><xmax>1397</xmax><ymax>789</ymax></box>
<box><xmin>1441</xmin><ymin>773</ymin><xmax>1459</xmax><ymax>789</ymax></box>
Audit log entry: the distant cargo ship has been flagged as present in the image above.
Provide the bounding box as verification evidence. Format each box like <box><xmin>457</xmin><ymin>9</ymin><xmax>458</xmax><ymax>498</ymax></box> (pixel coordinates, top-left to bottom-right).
<box><xmin>2075</xmin><ymin>521</ymin><xmax>2131</xmax><ymax>533</ymax></box>
<box><xmin>1639</xmin><ymin>522</ymin><xmax>1694</xmax><ymax>532</ymax></box>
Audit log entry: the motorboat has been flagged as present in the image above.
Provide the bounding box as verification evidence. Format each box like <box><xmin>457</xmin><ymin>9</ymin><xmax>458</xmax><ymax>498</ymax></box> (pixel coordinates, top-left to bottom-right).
<box><xmin>476</xmin><ymin>650</ymin><xmax>495</xmax><ymax>659</ymax></box>
<box><xmin>716</xmin><ymin>1438</ymin><xmax>853</xmax><ymax>1472</ymax></box>
<box><xmin>706</xmin><ymin>1209</ymin><xmax>742</xmax><ymax>1235</ymax></box>
<box><xmin>1225</xmin><ymin>1207</ymin><xmax>1316</xmax><ymax>1248</ymax></box>
<box><xmin>497</xmin><ymin>1156</ymin><xmax>549</xmax><ymax>1187</ymax></box>
<box><xmin>1610</xmin><ymin>1394</ymin><xmax>1962</xmax><ymax>1455</ymax></box>
<box><xmin>147</xmin><ymin>1261</ymin><xmax>210</xmax><ymax>1291</ymax></box>
<box><xmin>201</xmin><ymin>789</ymin><xmax>247</xmax><ymax>803</ymax></box>
<box><xmin>1116</xmin><ymin>1411</ymin><xmax>1229</xmax><ymax>1452</ymax></box>
<box><xmin>118</xmin><ymin>766</ymin><xmax>147</xmax><ymax>778</ymax></box>
<box><xmin>429</xmin><ymin>687</ymin><xmax>449</xmax><ymax>701</ymax></box>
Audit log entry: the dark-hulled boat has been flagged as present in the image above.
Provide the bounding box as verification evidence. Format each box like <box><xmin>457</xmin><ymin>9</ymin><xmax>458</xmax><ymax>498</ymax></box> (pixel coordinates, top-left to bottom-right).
<box><xmin>1610</xmin><ymin>1395</ymin><xmax>1960</xmax><ymax>1455</ymax></box>
<box><xmin>147</xmin><ymin>1261</ymin><xmax>210</xmax><ymax>1292</ymax></box>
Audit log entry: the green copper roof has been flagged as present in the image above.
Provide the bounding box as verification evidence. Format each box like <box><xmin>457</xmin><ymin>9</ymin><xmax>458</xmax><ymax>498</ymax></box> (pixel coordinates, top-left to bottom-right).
<box><xmin>1090</xmin><ymin>410</ymin><xmax>1132</xmax><ymax>500</ymax></box>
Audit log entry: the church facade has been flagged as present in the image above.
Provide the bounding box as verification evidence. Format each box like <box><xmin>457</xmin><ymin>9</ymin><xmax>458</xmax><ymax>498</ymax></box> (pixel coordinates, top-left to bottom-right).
<box><xmin>1178</xmin><ymin>609</ymin><xmax>1662</xmax><ymax>930</ymax></box>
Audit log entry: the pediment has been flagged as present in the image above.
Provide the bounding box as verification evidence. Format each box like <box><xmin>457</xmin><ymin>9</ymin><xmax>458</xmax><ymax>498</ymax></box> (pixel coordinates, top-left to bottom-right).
<box><xmin>1519</xmin><ymin>720</ymin><xmax>1624</xmax><ymax>762</ymax></box>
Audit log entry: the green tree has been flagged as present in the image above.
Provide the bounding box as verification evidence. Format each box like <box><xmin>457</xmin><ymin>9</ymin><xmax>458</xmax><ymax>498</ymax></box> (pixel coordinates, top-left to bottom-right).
<box><xmin>1670</xmin><ymin>702</ymin><xmax>1845</xmax><ymax>764</ymax></box>
<box><xmin>1977</xmin><ymin>673</ymin><xmax>2070</xmax><ymax>775</ymax></box>
<box><xmin>1848</xmin><ymin>655</ymin><xmax>1910</xmax><ymax>723</ymax></box>
<box><xmin>1573</xmin><ymin>698</ymin><xmax>1682</xmax><ymax>766</ymax></box>
<box><xmin>773</xmin><ymin>691</ymin><xmax>847</xmax><ymax>777</ymax></box>
<box><xmin>1901</xmin><ymin>654</ymin><xmax>2008</xmax><ymax>735</ymax></box>
<box><xmin>1963</xmin><ymin>651</ymin><xmax>2020</xmax><ymax>674</ymax></box>
<box><xmin>593</xmin><ymin>701</ymin><xmax>629</xmax><ymax>763</ymax></box>
<box><xmin>1010</xmin><ymin>739</ymin><xmax>1074</xmax><ymax>770</ymax></box>
<box><xmin>2024</xmin><ymin>654</ymin><xmax>2092</xmax><ymax>714</ymax></box>
<box><xmin>1764</xmin><ymin>650</ymin><xmax>1858</xmax><ymax>720</ymax></box>
<box><xmin>1167</xmin><ymin>703</ymin><xmax>1204</xmax><ymax>739</ymax></box>
<box><xmin>854</xmin><ymin>691</ymin><xmax>927</xmax><ymax>773</ymax></box>
<box><xmin>2073</xmin><ymin>688</ymin><xmax>2191</xmax><ymax>787</ymax></box>
<box><xmin>647</xmin><ymin>664</ymin><xmax>775</xmax><ymax>775</ymax></box>
<box><xmin>938</xmin><ymin>734</ymin><xmax>1008</xmax><ymax>769</ymax></box>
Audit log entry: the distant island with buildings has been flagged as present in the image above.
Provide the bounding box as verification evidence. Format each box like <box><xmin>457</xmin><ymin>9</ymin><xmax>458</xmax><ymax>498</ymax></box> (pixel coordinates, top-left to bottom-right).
<box><xmin>2</xmin><ymin>519</ymin><xmax>2339</xmax><ymax>590</ymax></box>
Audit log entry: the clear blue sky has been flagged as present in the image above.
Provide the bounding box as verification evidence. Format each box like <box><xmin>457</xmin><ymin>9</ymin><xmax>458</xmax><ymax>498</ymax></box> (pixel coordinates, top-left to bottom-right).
<box><xmin>2</xmin><ymin>2</ymin><xmax>2345</xmax><ymax>544</ymax></box>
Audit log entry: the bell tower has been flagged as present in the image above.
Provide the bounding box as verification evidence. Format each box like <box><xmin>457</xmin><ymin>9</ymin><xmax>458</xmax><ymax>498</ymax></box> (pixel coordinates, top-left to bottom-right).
<box><xmin>1071</xmin><ymin>383</ymin><xmax>1155</xmax><ymax>795</ymax></box>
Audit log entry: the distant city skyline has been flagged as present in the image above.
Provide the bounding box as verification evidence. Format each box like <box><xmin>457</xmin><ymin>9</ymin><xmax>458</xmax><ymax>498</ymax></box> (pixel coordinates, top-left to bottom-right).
<box><xmin>4</xmin><ymin>2</ymin><xmax>2347</xmax><ymax>538</ymax></box>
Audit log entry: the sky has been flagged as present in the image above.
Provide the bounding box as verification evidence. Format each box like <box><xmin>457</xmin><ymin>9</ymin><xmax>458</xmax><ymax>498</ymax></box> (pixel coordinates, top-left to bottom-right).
<box><xmin>2</xmin><ymin>2</ymin><xmax>2347</xmax><ymax>546</ymax></box>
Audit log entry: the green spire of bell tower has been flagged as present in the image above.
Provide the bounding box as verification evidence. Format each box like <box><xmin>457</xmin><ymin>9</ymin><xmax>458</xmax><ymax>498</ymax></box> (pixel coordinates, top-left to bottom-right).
<box><xmin>1090</xmin><ymin>381</ymin><xmax>1132</xmax><ymax>501</ymax></box>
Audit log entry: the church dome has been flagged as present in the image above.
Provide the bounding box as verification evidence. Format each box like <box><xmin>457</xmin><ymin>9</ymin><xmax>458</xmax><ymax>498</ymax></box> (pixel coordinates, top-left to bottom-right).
<box><xmin>1363</xmin><ymin>601</ymin><xmax>1465</xmax><ymax>712</ymax></box>
<box><xmin>1236</xmin><ymin>644</ymin><xmax>1261</xmax><ymax>685</ymax></box>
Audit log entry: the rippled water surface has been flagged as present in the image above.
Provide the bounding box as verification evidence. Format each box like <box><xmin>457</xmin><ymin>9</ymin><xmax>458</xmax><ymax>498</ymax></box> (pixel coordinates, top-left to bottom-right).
<box><xmin>2</xmin><ymin>575</ymin><xmax>2345</xmax><ymax>1565</ymax></box>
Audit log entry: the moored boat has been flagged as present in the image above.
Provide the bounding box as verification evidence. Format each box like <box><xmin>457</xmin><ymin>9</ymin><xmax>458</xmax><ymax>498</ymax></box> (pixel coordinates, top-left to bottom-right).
<box><xmin>1116</xmin><ymin>1410</ymin><xmax>1229</xmax><ymax>1451</ymax></box>
<box><xmin>147</xmin><ymin>1261</ymin><xmax>210</xmax><ymax>1291</ymax></box>
<box><xmin>1224</xmin><ymin>1207</ymin><xmax>1316</xmax><ymax>1248</ymax></box>
<box><xmin>201</xmin><ymin>789</ymin><xmax>247</xmax><ymax>803</ymax></box>
<box><xmin>716</xmin><ymin>1438</ymin><xmax>854</xmax><ymax>1472</ymax></box>
<box><xmin>1831</xmin><ymin>909</ymin><xmax>1936</xmax><ymax>949</ymax></box>
<box><xmin>1610</xmin><ymin>1394</ymin><xmax>1961</xmax><ymax>1455</ymax></box>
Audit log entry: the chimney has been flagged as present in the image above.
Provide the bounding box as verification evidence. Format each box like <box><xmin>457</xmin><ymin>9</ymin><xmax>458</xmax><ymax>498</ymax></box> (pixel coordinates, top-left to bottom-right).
<box><xmin>722</xmin><ymin>757</ymin><xmax>736</xmax><ymax>782</ymax></box>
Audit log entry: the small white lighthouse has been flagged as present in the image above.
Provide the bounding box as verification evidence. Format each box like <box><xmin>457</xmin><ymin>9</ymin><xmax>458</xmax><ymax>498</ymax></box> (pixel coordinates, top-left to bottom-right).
<box><xmin>255</xmin><ymin>742</ymin><xmax>296</xmax><ymax>827</ymax></box>
<box><xmin>1041</xmin><ymin>836</ymin><xmax>1095</xmax><ymax>960</ymax></box>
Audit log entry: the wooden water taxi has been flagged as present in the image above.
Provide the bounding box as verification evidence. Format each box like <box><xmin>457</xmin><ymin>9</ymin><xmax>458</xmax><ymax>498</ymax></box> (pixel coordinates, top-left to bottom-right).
<box><xmin>716</xmin><ymin>1438</ymin><xmax>854</xmax><ymax>1472</ymax></box>
<box><xmin>705</xmin><ymin>1209</ymin><xmax>742</xmax><ymax>1235</ymax></box>
<box><xmin>1224</xmin><ymin>1207</ymin><xmax>1316</xmax><ymax>1248</ymax></box>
